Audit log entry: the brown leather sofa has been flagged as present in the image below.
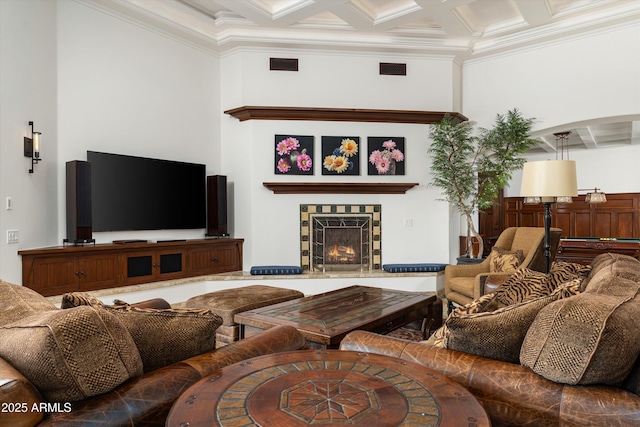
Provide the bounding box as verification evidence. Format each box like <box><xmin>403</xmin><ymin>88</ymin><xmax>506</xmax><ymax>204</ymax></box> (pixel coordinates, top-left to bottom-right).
<box><xmin>0</xmin><ymin>281</ymin><xmax>307</xmax><ymax>427</ymax></box>
<box><xmin>341</xmin><ymin>254</ymin><xmax>640</xmax><ymax>427</ymax></box>
<box><xmin>340</xmin><ymin>331</ymin><xmax>640</xmax><ymax>426</ymax></box>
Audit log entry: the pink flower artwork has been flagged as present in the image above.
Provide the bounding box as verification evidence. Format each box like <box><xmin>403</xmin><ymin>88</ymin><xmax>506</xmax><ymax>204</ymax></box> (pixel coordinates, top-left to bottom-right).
<box><xmin>367</xmin><ymin>137</ymin><xmax>405</xmax><ymax>175</ymax></box>
<box><xmin>274</xmin><ymin>135</ymin><xmax>314</xmax><ymax>175</ymax></box>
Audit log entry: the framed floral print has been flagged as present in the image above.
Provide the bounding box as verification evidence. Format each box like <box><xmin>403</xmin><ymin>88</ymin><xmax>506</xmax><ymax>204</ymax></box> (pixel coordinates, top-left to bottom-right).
<box><xmin>322</xmin><ymin>136</ymin><xmax>360</xmax><ymax>175</ymax></box>
<box><xmin>275</xmin><ymin>135</ymin><xmax>314</xmax><ymax>175</ymax></box>
<box><xmin>367</xmin><ymin>137</ymin><xmax>405</xmax><ymax>175</ymax></box>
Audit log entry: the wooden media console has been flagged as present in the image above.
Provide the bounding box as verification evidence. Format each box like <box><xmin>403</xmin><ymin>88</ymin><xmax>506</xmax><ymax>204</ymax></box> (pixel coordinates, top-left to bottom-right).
<box><xmin>19</xmin><ymin>238</ymin><xmax>243</xmax><ymax>296</ymax></box>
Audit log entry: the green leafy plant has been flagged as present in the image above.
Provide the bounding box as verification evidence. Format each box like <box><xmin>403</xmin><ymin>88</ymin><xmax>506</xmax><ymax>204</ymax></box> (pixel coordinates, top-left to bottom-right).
<box><xmin>429</xmin><ymin>108</ymin><xmax>538</xmax><ymax>258</ymax></box>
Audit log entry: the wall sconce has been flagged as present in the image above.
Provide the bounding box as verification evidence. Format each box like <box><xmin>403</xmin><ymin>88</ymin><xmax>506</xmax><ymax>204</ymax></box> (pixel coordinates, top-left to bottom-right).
<box><xmin>23</xmin><ymin>121</ymin><xmax>42</xmax><ymax>173</ymax></box>
<box><xmin>552</xmin><ymin>188</ymin><xmax>607</xmax><ymax>204</ymax></box>
<box><xmin>583</xmin><ymin>188</ymin><xmax>607</xmax><ymax>204</ymax></box>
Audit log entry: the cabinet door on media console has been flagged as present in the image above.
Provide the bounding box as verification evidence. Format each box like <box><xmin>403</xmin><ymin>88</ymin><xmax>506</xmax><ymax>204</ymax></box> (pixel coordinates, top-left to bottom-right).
<box><xmin>188</xmin><ymin>243</ymin><xmax>241</xmax><ymax>275</ymax></box>
<box><xmin>25</xmin><ymin>255</ymin><xmax>78</xmax><ymax>296</ymax></box>
<box><xmin>77</xmin><ymin>254</ymin><xmax>120</xmax><ymax>291</ymax></box>
<box><xmin>122</xmin><ymin>249</ymin><xmax>186</xmax><ymax>285</ymax></box>
<box><xmin>23</xmin><ymin>253</ymin><xmax>119</xmax><ymax>296</ymax></box>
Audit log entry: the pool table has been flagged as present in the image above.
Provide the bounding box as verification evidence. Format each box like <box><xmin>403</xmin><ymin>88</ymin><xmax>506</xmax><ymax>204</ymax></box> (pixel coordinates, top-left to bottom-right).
<box><xmin>556</xmin><ymin>237</ymin><xmax>640</xmax><ymax>265</ymax></box>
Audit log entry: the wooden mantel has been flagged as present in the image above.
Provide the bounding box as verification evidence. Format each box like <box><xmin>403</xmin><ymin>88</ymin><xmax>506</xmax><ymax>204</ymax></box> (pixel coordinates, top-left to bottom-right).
<box><xmin>263</xmin><ymin>182</ymin><xmax>419</xmax><ymax>194</ymax></box>
<box><xmin>224</xmin><ymin>106</ymin><xmax>467</xmax><ymax>124</ymax></box>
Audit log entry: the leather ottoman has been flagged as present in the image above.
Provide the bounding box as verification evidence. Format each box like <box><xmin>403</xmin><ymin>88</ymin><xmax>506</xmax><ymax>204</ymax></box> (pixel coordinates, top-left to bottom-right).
<box><xmin>186</xmin><ymin>285</ymin><xmax>304</xmax><ymax>347</ymax></box>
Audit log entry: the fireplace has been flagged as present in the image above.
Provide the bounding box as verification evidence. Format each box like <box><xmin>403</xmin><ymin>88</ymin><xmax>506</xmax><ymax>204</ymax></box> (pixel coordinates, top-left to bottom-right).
<box><xmin>300</xmin><ymin>204</ymin><xmax>381</xmax><ymax>271</ymax></box>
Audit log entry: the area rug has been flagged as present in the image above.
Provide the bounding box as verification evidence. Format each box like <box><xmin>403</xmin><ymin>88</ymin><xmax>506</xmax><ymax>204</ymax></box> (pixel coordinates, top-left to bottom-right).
<box><xmin>386</xmin><ymin>320</ymin><xmax>424</xmax><ymax>341</ymax></box>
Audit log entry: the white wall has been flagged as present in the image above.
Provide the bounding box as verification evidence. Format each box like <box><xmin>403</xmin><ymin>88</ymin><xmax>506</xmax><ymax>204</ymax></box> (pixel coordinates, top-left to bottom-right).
<box><xmin>463</xmin><ymin>22</ymin><xmax>640</xmax><ymax>198</ymax></box>
<box><xmin>463</xmin><ymin>22</ymin><xmax>640</xmax><ymax>130</ymax></box>
<box><xmin>55</xmin><ymin>0</ymin><xmax>220</xmax><ymax>244</ymax></box>
<box><xmin>0</xmin><ymin>0</ymin><xmax>59</xmax><ymax>283</ymax></box>
<box><xmin>507</xmin><ymin>144</ymin><xmax>640</xmax><ymax>198</ymax></box>
<box><xmin>220</xmin><ymin>49</ymin><xmax>459</xmax><ymax>268</ymax></box>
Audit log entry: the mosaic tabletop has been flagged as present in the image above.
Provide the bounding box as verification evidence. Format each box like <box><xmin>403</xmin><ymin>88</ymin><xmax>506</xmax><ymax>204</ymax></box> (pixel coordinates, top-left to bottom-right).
<box><xmin>166</xmin><ymin>350</ymin><xmax>489</xmax><ymax>427</ymax></box>
<box><xmin>235</xmin><ymin>286</ymin><xmax>436</xmax><ymax>347</ymax></box>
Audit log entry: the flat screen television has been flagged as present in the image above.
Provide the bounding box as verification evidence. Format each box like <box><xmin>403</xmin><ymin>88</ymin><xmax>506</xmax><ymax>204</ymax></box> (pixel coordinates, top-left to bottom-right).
<box><xmin>87</xmin><ymin>151</ymin><xmax>206</xmax><ymax>232</ymax></box>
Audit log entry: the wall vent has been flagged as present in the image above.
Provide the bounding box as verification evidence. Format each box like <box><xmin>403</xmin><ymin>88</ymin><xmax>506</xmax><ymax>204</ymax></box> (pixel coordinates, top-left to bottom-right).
<box><xmin>379</xmin><ymin>62</ymin><xmax>406</xmax><ymax>76</ymax></box>
<box><xmin>270</xmin><ymin>58</ymin><xmax>299</xmax><ymax>71</ymax></box>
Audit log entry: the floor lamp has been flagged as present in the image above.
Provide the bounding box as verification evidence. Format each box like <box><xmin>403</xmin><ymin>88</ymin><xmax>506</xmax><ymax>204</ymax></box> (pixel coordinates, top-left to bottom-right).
<box><xmin>520</xmin><ymin>160</ymin><xmax>578</xmax><ymax>273</ymax></box>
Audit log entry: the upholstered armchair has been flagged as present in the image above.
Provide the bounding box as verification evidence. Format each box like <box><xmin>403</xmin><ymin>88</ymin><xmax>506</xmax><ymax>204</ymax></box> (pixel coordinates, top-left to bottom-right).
<box><xmin>445</xmin><ymin>227</ymin><xmax>562</xmax><ymax>312</ymax></box>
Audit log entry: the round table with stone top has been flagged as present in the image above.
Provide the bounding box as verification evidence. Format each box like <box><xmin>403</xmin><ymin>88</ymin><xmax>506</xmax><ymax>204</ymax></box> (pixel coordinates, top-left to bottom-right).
<box><xmin>166</xmin><ymin>349</ymin><xmax>490</xmax><ymax>427</ymax></box>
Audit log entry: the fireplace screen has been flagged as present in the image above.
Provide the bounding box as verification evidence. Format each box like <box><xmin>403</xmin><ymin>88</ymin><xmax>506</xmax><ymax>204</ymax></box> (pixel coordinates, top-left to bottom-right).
<box><xmin>313</xmin><ymin>215</ymin><xmax>370</xmax><ymax>271</ymax></box>
<box><xmin>300</xmin><ymin>204</ymin><xmax>381</xmax><ymax>272</ymax></box>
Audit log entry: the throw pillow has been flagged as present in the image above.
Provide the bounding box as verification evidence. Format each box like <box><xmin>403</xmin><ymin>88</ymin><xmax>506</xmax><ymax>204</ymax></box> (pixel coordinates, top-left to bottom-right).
<box><xmin>493</xmin><ymin>268</ymin><xmax>552</xmax><ymax>306</ymax></box>
<box><xmin>426</xmin><ymin>293</ymin><xmax>497</xmax><ymax>348</ymax></box>
<box><xmin>489</xmin><ymin>247</ymin><xmax>524</xmax><ymax>273</ymax></box>
<box><xmin>548</xmin><ymin>261</ymin><xmax>592</xmax><ymax>288</ymax></box>
<box><xmin>62</xmin><ymin>292</ymin><xmax>223</xmax><ymax>372</ymax></box>
<box><xmin>493</xmin><ymin>262</ymin><xmax>590</xmax><ymax>307</ymax></box>
<box><xmin>445</xmin><ymin>281</ymin><xmax>580</xmax><ymax>363</ymax></box>
<box><xmin>520</xmin><ymin>277</ymin><xmax>640</xmax><ymax>386</ymax></box>
<box><xmin>0</xmin><ymin>306</ymin><xmax>143</xmax><ymax>402</ymax></box>
<box><xmin>0</xmin><ymin>280</ymin><xmax>57</xmax><ymax>326</ymax></box>
<box><xmin>581</xmin><ymin>253</ymin><xmax>640</xmax><ymax>292</ymax></box>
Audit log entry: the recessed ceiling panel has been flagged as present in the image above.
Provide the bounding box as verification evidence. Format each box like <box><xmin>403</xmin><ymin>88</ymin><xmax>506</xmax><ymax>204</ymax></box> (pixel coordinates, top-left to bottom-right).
<box><xmin>297</xmin><ymin>11</ymin><xmax>351</xmax><ymax>28</ymax></box>
<box><xmin>454</xmin><ymin>0</ymin><xmax>525</xmax><ymax>35</ymax></box>
<box><xmin>350</xmin><ymin>0</ymin><xmax>420</xmax><ymax>21</ymax></box>
<box><xmin>249</xmin><ymin>0</ymin><xmax>310</xmax><ymax>15</ymax></box>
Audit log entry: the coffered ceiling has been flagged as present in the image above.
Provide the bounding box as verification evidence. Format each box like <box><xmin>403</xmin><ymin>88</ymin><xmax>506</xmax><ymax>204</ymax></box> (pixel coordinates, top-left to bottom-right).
<box><xmin>85</xmin><ymin>0</ymin><xmax>640</xmax><ymax>151</ymax></box>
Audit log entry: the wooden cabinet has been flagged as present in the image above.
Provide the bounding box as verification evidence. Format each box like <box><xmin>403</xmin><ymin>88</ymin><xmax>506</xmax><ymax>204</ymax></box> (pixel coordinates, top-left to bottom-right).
<box><xmin>480</xmin><ymin>192</ymin><xmax>640</xmax><ymax>263</ymax></box>
<box><xmin>496</xmin><ymin>193</ymin><xmax>640</xmax><ymax>238</ymax></box>
<box><xmin>25</xmin><ymin>253</ymin><xmax>120</xmax><ymax>296</ymax></box>
<box><xmin>19</xmin><ymin>238</ymin><xmax>243</xmax><ymax>296</ymax></box>
<box><xmin>121</xmin><ymin>248</ymin><xmax>186</xmax><ymax>285</ymax></box>
<box><xmin>187</xmin><ymin>243</ymin><xmax>241</xmax><ymax>276</ymax></box>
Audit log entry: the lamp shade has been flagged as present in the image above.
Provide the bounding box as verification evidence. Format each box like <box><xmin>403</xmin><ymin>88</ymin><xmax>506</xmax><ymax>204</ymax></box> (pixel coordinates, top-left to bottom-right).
<box><xmin>520</xmin><ymin>160</ymin><xmax>578</xmax><ymax>198</ymax></box>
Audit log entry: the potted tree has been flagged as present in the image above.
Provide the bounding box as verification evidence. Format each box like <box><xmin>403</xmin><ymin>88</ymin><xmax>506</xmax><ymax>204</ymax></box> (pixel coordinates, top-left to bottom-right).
<box><xmin>428</xmin><ymin>108</ymin><xmax>538</xmax><ymax>259</ymax></box>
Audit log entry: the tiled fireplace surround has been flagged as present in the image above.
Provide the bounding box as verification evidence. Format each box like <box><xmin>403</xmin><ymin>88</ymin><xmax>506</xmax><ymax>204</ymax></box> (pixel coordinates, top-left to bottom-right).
<box><xmin>300</xmin><ymin>204</ymin><xmax>381</xmax><ymax>272</ymax></box>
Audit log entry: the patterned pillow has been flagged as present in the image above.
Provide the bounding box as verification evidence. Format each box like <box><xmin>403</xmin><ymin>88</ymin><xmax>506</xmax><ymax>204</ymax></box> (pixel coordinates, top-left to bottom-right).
<box><xmin>493</xmin><ymin>262</ymin><xmax>590</xmax><ymax>307</ymax></box>
<box><xmin>445</xmin><ymin>292</ymin><xmax>558</xmax><ymax>363</ymax></box>
<box><xmin>62</xmin><ymin>292</ymin><xmax>223</xmax><ymax>372</ymax></box>
<box><xmin>444</xmin><ymin>281</ymin><xmax>581</xmax><ymax>363</ymax></box>
<box><xmin>0</xmin><ymin>280</ymin><xmax>57</xmax><ymax>326</ymax></box>
<box><xmin>549</xmin><ymin>261</ymin><xmax>591</xmax><ymax>289</ymax></box>
<box><xmin>494</xmin><ymin>268</ymin><xmax>552</xmax><ymax>306</ymax></box>
<box><xmin>426</xmin><ymin>293</ymin><xmax>497</xmax><ymax>348</ymax></box>
<box><xmin>490</xmin><ymin>247</ymin><xmax>524</xmax><ymax>273</ymax></box>
<box><xmin>521</xmin><ymin>276</ymin><xmax>640</xmax><ymax>386</ymax></box>
<box><xmin>0</xmin><ymin>306</ymin><xmax>142</xmax><ymax>402</ymax></box>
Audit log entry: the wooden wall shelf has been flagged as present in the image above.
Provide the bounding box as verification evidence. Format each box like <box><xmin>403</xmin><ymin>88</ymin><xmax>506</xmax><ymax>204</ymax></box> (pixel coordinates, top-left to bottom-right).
<box><xmin>224</xmin><ymin>106</ymin><xmax>467</xmax><ymax>124</ymax></box>
<box><xmin>263</xmin><ymin>182</ymin><xmax>418</xmax><ymax>194</ymax></box>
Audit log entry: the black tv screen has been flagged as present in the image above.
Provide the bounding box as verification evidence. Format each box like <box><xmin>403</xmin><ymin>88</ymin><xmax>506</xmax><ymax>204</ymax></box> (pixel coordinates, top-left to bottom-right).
<box><xmin>87</xmin><ymin>151</ymin><xmax>206</xmax><ymax>232</ymax></box>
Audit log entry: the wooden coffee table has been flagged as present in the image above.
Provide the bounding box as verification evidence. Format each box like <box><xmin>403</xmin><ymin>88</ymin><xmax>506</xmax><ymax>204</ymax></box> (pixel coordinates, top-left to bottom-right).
<box><xmin>166</xmin><ymin>350</ymin><xmax>490</xmax><ymax>427</ymax></box>
<box><xmin>235</xmin><ymin>286</ymin><xmax>437</xmax><ymax>349</ymax></box>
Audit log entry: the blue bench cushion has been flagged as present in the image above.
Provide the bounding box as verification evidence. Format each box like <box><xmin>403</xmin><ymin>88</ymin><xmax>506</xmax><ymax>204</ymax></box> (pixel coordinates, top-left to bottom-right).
<box><xmin>250</xmin><ymin>265</ymin><xmax>303</xmax><ymax>275</ymax></box>
<box><xmin>383</xmin><ymin>263</ymin><xmax>448</xmax><ymax>273</ymax></box>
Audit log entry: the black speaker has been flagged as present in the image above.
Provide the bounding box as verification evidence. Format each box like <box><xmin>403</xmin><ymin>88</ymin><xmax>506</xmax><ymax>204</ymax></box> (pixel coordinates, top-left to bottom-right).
<box><xmin>207</xmin><ymin>175</ymin><xmax>228</xmax><ymax>237</ymax></box>
<box><xmin>66</xmin><ymin>160</ymin><xmax>94</xmax><ymax>244</ymax></box>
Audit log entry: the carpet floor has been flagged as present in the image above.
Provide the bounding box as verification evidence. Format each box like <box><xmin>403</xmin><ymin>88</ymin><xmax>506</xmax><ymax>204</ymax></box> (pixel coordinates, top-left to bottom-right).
<box><xmin>386</xmin><ymin>320</ymin><xmax>424</xmax><ymax>341</ymax></box>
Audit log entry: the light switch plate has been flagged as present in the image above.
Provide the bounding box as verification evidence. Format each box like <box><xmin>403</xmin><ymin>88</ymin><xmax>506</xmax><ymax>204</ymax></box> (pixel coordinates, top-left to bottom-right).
<box><xmin>7</xmin><ymin>230</ymin><xmax>19</xmax><ymax>244</ymax></box>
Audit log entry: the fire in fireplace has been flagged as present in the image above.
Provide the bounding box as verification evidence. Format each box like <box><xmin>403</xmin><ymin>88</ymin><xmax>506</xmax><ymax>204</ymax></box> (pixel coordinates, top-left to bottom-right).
<box><xmin>323</xmin><ymin>226</ymin><xmax>362</xmax><ymax>267</ymax></box>
<box><xmin>327</xmin><ymin>244</ymin><xmax>356</xmax><ymax>263</ymax></box>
